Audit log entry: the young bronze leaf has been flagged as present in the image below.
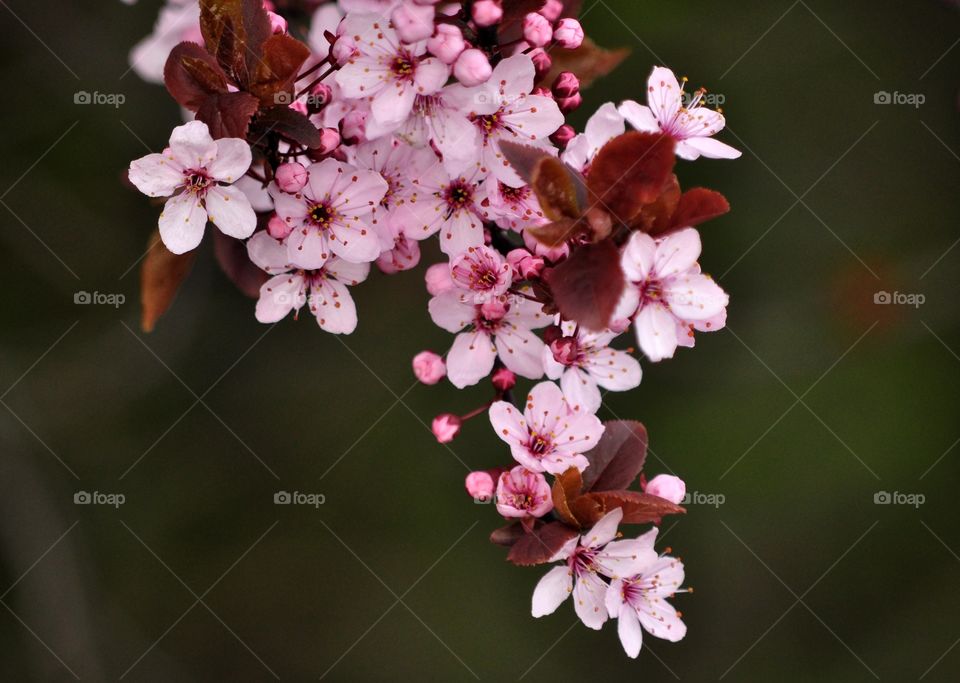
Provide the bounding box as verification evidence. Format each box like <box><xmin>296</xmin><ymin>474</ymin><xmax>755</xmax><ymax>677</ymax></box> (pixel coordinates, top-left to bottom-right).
<box><xmin>501</xmin><ymin>0</ymin><xmax>547</xmax><ymax>26</ymax></box>
<box><xmin>531</xmin><ymin>156</ymin><xmax>581</xmax><ymax>221</ymax></box>
<box><xmin>200</xmin><ymin>0</ymin><xmax>271</xmax><ymax>85</ymax></box>
<box><xmin>631</xmin><ymin>174</ymin><xmax>680</xmax><ymax>235</ymax></box>
<box><xmin>588</xmin><ymin>490</ymin><xmax>685</xmax><ymax>524</ymax></box>
<box><xmin>543</xmin><ymin>239</ymin><xmax>624</xmax><ymax>331</ymax></box>
<box><xmin>498</xmin><ymin>140</ymin><xmax>555</xmax><ymax>186</ymax></box>
<box><xmin>542</xmin><ymin>37</ymin><xmax>629</xmax><ymax>89</ymax></box>
<box><xmin>196</xmin><ymin>91</ymin><xmax>260</xmax><ymax>139</ymax></box>
<box><xmin>669</xmin><ymin>187</ymin><xmax>730</xmax><ymax>231</ymax></box>
<box><xmin>490</xmin><ymin>522</ymin><xmax>525</xmax><ymax>547</ymax></box>
<box><xmin>581</xmin><ymin>420</ymin><xmax>648</xmax><ymax>492</ymax></box>
<box><xmin>255</xmin><ymin>106</ymin><xmax>322</xmax><ymax>148</ymax></box>
<box><xmin>141</xmin><ymin>228</ymin><xmax>196</xmax><ymax>333</ymax></box>
<box><xmin>525</xmin><ymin>218</ymin><xmax>582</xmax><ymax>248</ymax></box>
<box><xmin>507</xmin><ymin>522</ymin><xmax>579</xmax><ymax>566</ymax></box>
<box><xmin>586</xmin><ymin>131</ymin><xmax>676</xmax><ymax>226</ymax></box>
<box><xmin>164</xmin><ymin>42</ymin><xmax>228</xmax><ymax>110</ymax></box>
<box><xmin>213</xmin><ymin>232</ymin><xmax>267</xmax><ymax>298</ymax></box>
<box><xmin>248</xmin><ymin>34</ymin><xmax>311</xmax><ymax>105</ymax></box>
<box><xmin>551</xmin><ymin>467</ymin><xmax>584</xmax><ymax>527</ymax></box>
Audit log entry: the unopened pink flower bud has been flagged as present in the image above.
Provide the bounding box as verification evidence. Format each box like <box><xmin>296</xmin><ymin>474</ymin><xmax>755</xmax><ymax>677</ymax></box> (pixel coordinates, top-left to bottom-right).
<box><xmin>491</xmin><ymin>367</ymin><xmax>516</xmax><ymax>392</ymax></box>
<box><xmin>318</xmin><ymin>127</ymin><xmax>341</xmax><ymax>155</ymax></box>
<box><xmin>412</xmin><ymin>351</ymin><xmax>446</xmax><ymax>385</ymax></box>
<box><xmin>454</xmin><ymin>48</ymin><xmax>492</xmax><ymax>86</ymax></box>
<box><xmin>644</xmin><ymin>474</ymin><xmax>687</xmax><ymax>504</ymax></box>
<box><xmin>267</xmin><ymin>10</ymin><xmax>288</xmax><ymax>34</ymax></box>
<box><xmin>506</xmin><ymin>248</ymin><xmax>544</xmax><ymax>279</ymax></box>
<box><xmin>275</xmin><ymin>162</ymin><xmax>307</xmax><ymax>193</ymax></box>
<box><xmin>465</xmin><ymin>470</ymin><xmax>496</xmax><ymax>501</ymax></box>
<box><xmin>392</xmin><ymin>2</ymin><xmax>435</xmax><ymax>43</ymax></box>
<box><xmin>480</xmin><ymin>299</ymin><xmax>508</xmax><ymax>321</ymax></box>
<box><xmin>553</xmin><ymin>18</ymin><xmax>584</xmax><ymax>49</ymax></box>
<box><xmin>425</xmin><ymin>262</ymin><xmax>454</xmax><ymax>295</ymax></box>
<box><xmin>267</xmin><ymin>213</ymin><xmax>292</xmax><ymax>240</ymax></box>
<box><xmin>331</xmin><ymin>36</ymin><xmax>358</xmax><ymax>65</ymax></box>
<box><xmin>432</xmin><ymin>413</ymin><xmax>461</xmax><ymax>443</ymax></box>
<box><xmin>550</xmin><ymin>336</ymin><xmax>579</xmax><ymax>365</ymax></box>
<box><xmin>550</xmin><ymin>124</ymin><xmax>576</xmax><ymax>148</ymax></box>
<box><xmin>471</xmin><ymin>0</ymin><xmax>502</xmax><ymax>27</ymax></box>
<box><xmin>522</xmin><ymin>12</ymin><xmax>553</xmax><ymax>47</ymax></box>
<box><xmin>539</xmin><ymin>0</ymin><xmax>563</xmax><ymax>22</ymax></box>
<box><xmin>555</xmin><ymin>92</ymin><xmax>582</xmax><ymax>114</ymax></box>
<box><xmin>428</xmin><ymin>24</ymin><xmax>466</xmax><ymax>64</ymax></box>
<box><xmin>552</xmin><ymin>71</ymin><xmax>580</xmax><ymax>98</ymax></box>
<box><xmin>529</xmin><ymin>48</ymin><xmax>552</xmax><ymax>80</ymax></box>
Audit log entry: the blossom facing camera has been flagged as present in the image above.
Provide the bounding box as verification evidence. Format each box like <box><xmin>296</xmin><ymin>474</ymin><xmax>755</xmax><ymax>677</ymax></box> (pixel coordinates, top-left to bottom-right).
<box><xmin>495</xmin><ymin>466</ymin><xmax>553</xmax><ymax>518</ymax></box>
<box><xmin>412</xmin><ymin>351</ymin><xmax>446</xmax><ymax>385</ymax></box>
<box><xmin>128</xmin><ymin>120</ymin><xmax>256</xmax><ymax>254</ymax></box>
<box><xmin>644</xmin><ymin>474</ymin><xmax>686</xmax><ymax>504</ymax></box>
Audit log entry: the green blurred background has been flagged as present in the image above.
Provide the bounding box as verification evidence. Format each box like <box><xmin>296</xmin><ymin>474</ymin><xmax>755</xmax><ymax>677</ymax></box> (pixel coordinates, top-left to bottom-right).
<box><xmin>1</xmin><ymin>0</ymin><xmax>958</xmax><ymax>680</ymax></box>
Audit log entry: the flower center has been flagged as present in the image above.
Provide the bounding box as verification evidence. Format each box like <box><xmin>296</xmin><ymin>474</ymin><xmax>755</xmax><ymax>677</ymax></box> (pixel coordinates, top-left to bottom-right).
<box><xmin>184</xmin><ymin>170</ymin><xmax>211</xmax><ymax>195</ymax></box>
<box><xmin>569</xmin><ymin>546</ymin><xmax>598</xmax><ymax>577</ymax></box>
<box><xmin>391</xmin><ymin>52</ymin><xmax>416</xmax><ymax>80</ymax></box>
<box><xmin>472</xmin><ymin>109</ymin><xmax>505</xmax><ymax>137</ymax></box>
<box><xmin>639</xmin><ymin>279</ymin><xmax>663</xmax><ymax>305</ymax></box>
<box><xmin>308</xmin><ymin>202</ymin><xmax>336</xmax><ymax>229</ymax></box>
<box><xmin>528</xmin><ymin>431</ymin><xmax>553</xmax><ymax>456</ymax></box>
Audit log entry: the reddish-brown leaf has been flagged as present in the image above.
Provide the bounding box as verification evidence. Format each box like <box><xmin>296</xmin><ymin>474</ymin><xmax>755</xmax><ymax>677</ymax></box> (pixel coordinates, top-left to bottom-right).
<box><xmin>525</xmin><ymin>218</ymin><xmax>584</xmax><ymax>248</ymax></box>
<box><xmin>200</xmin><ymin>0</ymin><xmax>271</xmax><ymax>85</ymax></box>
<box><xmin>213</xmin><ymin>231</ymin><xmax>267</xmax><ymax>298</ymax></box>
<box><xmin>490</xmin><ymin>522</ymin><xmax>525</xmax><ymax>547</ymax></box>
<box><xmin>631</xmin><ymin>174</ymin><xmax>680</xmax><ymax>235</ymax></box>
<box><xmin>140</xmin><ymin>229</ymin><xmax>196</xmax><ymax>333</ymax></box>
<box><xmin>668</xmin><ymin>187</ymin><xmax>730</xmax><ymax>231</ymax></box>
<box><xmin>507</xmin><ymin>522</ymin><xmax>579</xmax><ymax>566</ymax></box>
<box><xmin>196</xmin><ymin>90</ymin><xmax>260</xmax><ymax>139</ymax></box>
<box><xmin>254</xmin><ymin>105</ymin><xmax>322</xmax><ymax>148</ymax></box>
<box><xmin>248</xmin><ymin>34</ymin><xmax>311</xmax><ymax>106</ymax></box>
<box><xmin>543</xmin><ymin>239</ymin><xmax>624</xmax><ymax>331</ymax></box>
<box><xmin>164</xmin><ymin>42</ymin><xmax>228</xmax><ymax>110</ymax></box>
<box><xmin>586</xmin><ymin>132</ymin><xmax>676</xmax><ymax>226</ymax></box>
<box><xmin>581</xmin><ymin>420</ymin><xmax>648</xmax><ymax>492</ymax></box>
<box><xmin>500</xmin><ymin>141</ymin><xmax>589</xmax><ymax>210</ymax></box>
<box><xmin>588</xmin><ymin>490</ymin><xmax>685</xmax><ymax>524</ymax></box>
<box><xmin>542</xmin><ymin>37</ymin><xmax>629</xmax><ymax>89</ymax></box>
<box><xmin>531</xmin><ymin>156</ymin><xmax>581</xmax><ymax>221</ymax></box>
<box><xmin>551</xmin><ymin>467</ymin><xmax>584</xmax><ymax>527</ymax></box>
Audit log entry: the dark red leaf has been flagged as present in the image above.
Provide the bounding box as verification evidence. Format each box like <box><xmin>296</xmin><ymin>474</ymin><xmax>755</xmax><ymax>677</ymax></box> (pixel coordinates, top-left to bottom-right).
<box><xmin>631</xmin><ymin>174</ymin><xmax>680</xmax><ymax>235</ymax></box>
<box><xmin>543</xmin><ymin>239</ymin><xmax>624</xmax><ymax>331</ymax></box>
<box><xmin>140</xmin><ymin>228</ymin><xmax>196</xmax><ymax>333</ymax></box>
<box><xmin>200</xmin><ymin>0</ymin><xmax>271</xmax><ymax>85</ymax></box>
<box><xmin>586</xmin><ymin>132</ymin><xmax>676</xmax><ymax>226</ymax></box>
<box><xmin>248</xmin><ymin>34</ymin><xmax>311</xmax><ymax>106</ymax></box>
<box><xmin>500</xmin><ymin>141</ymin><xmax>589</xmax><ymax>211</ymax></box>
<box><xmin>254</xmin><ymin>106</ymin><xmax>322</xmax><ymax>148</ymax></box>
<box><xmin>196</xmin><ymin>91</ymin><xmax>260</xmax><ymax>139</ymax></box>
<box><xmin>164</xmin><ymin>42</ymin><xmax>229</xmax><ymax>110</ymax></box>
<box><xmin>581</xmin><ymin>420</ymin><xmax>648</xmax><ymax>492</ymax></box>
<box><xmin>551</xmin><ymin>467</ymin><xmax>583</xmax><ymax>527</ymax></box>
<box><xmin>588</xmin><ymin>490</ymin><xmax>685</xmax><ymax>524</ymax></box>
<box><xmin>507</xmin><ymin>522</ymin><xmax>579</xmax><ymax>566</ymax></box>
<box><xmin>531</xmin><ymin>156</ymin><xmax>581</xmax><ymax>221</ymax></box>
<box><xmin>490</xmin><ymin>522</ymin><xmax>525</xmax><ymax>547</ymax></box>
<box><xmin>669</xmin><ymin>187</ymin><xmax>730</xmax><ymax>231</ymax></box>
<box><xmin>213</xmin><ymin>231</ymin><xmax>267</xmax><ymax>298</ymax></box>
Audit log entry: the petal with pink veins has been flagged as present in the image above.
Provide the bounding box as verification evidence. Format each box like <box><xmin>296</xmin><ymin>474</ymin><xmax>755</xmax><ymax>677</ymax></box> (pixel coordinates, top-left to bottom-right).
<box><xmin>531</xmin><ymin>565</ymin><xmax>573</xmax><ymax>618</ymax></box>
<box><xmin>205</xmin><ymin>185</ymin><xmax>256</xmax><ymax>240</ymax></box>
<box><xmin>635</xmin><ymin>303</ymin><xmax>679</xmax><ymax>362</ymax></box>
<box><xmin>561</xmin><ymin>367</ymin><xmax>601</xmax><ymax>415</ymax></box>
<box><xmin>646</xmin><ymin>66</ymin><xmax>682</xmax><ymax>127</ymax></box>
<box><xmin>328</xmin><ymin>219</ymin><xmax>381</xmax><ymax>263</ymax></box>
<box><xmin>286</xmin><ymin>227</ymin><xmax>329</xmax><ymax>270</ymax></box>
<box><xmin>208</xmin><ymin>138</ymin><xmax>252</xmax><ymax>182</ymax></box>
<box><xmin>446</xmin><ymin>330</ymin><xmax>497</xmax><ymax>388</ymax></box>
<box><xmin>582</xmin><ymin>508</ymin><xmax>623</xmax><ymax>549</ymax></box>
<box><xmin>158</xmin><ymin>191</ymin><xmax>207</xmax><ymax>254</ymax></box>
<box><xmin>413</xmin><ymin>57</ymin><xmax>449</xmax><ymax>95</ymax></box>
<box><xmin>662</xmin><ymin>271</ymin><xmax>728</xmax><ymax>321</ymax></box>
<box><xmin>621</xmin><ymin>232</ymin><xmax>656</xmax><ymax>282</ymax></box>
<box><xmin>128</xmin><ymin>153</ymin><xmax>183</xmax><ymax>197</ymax></box>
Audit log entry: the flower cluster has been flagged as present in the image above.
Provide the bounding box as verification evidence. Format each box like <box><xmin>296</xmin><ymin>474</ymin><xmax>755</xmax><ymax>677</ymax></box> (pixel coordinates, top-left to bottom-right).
<box><xmin>126</xmin><ymin>0</ymin><xmax>739</xmax><ymax>659</ymax></box>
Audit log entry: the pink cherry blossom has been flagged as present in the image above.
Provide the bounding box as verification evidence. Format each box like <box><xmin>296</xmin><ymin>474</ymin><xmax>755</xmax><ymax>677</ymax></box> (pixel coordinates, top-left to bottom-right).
<box><xmin>522</xmin><ymin>12</ymin><xmax>553</xmax><ymax>47</ymax></box>
<box><xmin>479</xmin><ymin>181</ymin><xmax>547</xmax><ymax>232</ymax></box>
<box><xmin>455</xmin><ymin>54</ymin><xmax>564</xmax><ymax>186</ymax></box>
<box><xmin>269</xmin><ymin>158</ymin><xmax>388</xmax><ymax>269</ymax></box>
<box><xmin>495</xmin><ymin>466</ymin><xmax>553</xmax><ymax>518</ymax></box>
<box><xmin>335</xmin><ymin>13</ymin><xmax>450</xmax><ymax>128</ymax></box>
<box><xmin>394</xmin><ymin>165</ymin><xmax>486</xmax><ymax>255</ymax></box>
<box><xmin>619</xmin><ymin>66</ymin><xmax>741</xmax><ymax>160</ymax></box>
<box><xmin>531</xmin><ymin>508</ymin><xmax>659</xmax><ymax>629</ymax></box>
<box><xmin>449</xmin><ymin>245</ymin><xmax>512</xmax><ymax>302</ymax></box>
<box><xmin>543</xmin><ymin>320</ymin><xmax>642</xmax><ymax>414</ymax></box>
<box><xmin>275</xmin><ymin>162</ymin><xmax>308</xmax><ymax>193</ymax></box>
<box><xmin>246</xmin><ymin>231</ymin><xmax>370</xmax><ymax>334</ymax></box>
<box><xmin>412</xmin><ymin>350</ymin><xmax>446</xmax><ymax>384</ymax></box>
<box><xmin>453</xmin><ymin>48</ymin><xmax>493</xmax><ymax>86</ymax></box>
<box><xmin>424</xmin><ymin>262</ymin><xmax>454</xmax><ymax>295</ymax></box>
<box><xmin>644</xmin><ymin>474</ymin><xmax>686</xmax><ymax>504</ymax></box>
<box><xmin>429</xmin><ymin>291</ymin><xmax>549</xmax><ymax>387</ymax></box>
<box><xmin>471</xmin><ymin>0</ymin><xmax>502</xmax><ymax>27</ymax></box>
<box><xmin>129</xmin><ymin>0</ymin><xmax>201</xmax><ymax>85</ymax></box>
<box><xmin>605</xmin><ymin>528</ymin><xmax>687</xmax><ymax>657</ymax></box>
<box><xmin>616</xmin><ymin>228</ymin><xmax>728</xmax><ymax>362</ymax></box>
<box><xmin>128</xmin><ymin>120</ymin><xmax>256</xmax><ymax>254</ymax></box>
<box><xmin>391</xmin><ymin>1</ymin><xmax>435</xmax><ymax>43</ymax></box>
<box><xmin>489</xmin><ymin>381</ymin><xmax>604</xmax><ymax>475</ymax></box>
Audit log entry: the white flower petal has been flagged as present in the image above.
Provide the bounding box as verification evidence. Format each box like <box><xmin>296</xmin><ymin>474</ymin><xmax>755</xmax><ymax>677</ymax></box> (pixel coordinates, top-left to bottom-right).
<box><xmin>206</xmin><ymin>185</ymin><xmax>256</xmax><ymax>240</ymax></box>
<box><xmin>531</xmin><ymin>565</ymin><xmax>572</xmax><ymax>618</ymax></box>
<box><xmin>128</xmin><ymin>152</ymin><xmax>183</xmax><ymax>197</ymax></box>
<box><xmin>158</xmin><ymin>191</ymin><xmax>207</xmax><ymax>254</ymax></box>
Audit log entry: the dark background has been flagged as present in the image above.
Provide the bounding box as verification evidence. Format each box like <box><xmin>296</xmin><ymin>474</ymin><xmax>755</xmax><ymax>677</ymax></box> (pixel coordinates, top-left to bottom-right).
<box><xmin>1</xmin><ymin>0</ymin><xmax>959</xmax><ymax>680</ymax></box>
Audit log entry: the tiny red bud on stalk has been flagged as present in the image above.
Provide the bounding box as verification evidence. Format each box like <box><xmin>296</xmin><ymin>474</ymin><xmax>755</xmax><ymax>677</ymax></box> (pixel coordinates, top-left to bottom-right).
<box><xmin>550</xmin><ymin>124</ymin><xmax>576</xmax><ymax>148</ymax></box>
<box><xmin>432</xmin><ymin>414</ymin><xmax>461</xmax><ymax>443</ymax></box>
<box><xmin>552</xmin><ymin>71</ymin><xmax>580</xmax><ymax>98</ymax></box>
<box><xmin>529</xmin><ymin>48</ymin><xmax>552</xmax><ymax>80</ymax></box>
<box><xmin>556</xmin><ymin>92</ymin><xmax>582</xmax><ymax>114</ymax></box>
<box><xmin>491</xmin><ymin>367</ymin><xmax>517</xmax><ymax>392</ymax></box>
